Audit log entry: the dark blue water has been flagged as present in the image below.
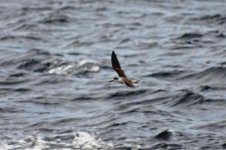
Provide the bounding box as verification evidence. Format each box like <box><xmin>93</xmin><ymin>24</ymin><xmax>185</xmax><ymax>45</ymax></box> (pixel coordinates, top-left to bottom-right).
<box><xmin>1</xmin><ymin>0</ymin><xmax>226</xmax><ymax>149</ymax></box>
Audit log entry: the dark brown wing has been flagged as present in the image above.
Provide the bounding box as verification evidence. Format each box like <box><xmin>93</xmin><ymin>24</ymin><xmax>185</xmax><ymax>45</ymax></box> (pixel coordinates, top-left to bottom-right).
<box><xmin>123</xmin><ymin>78</ymin><xmax>135</xmax><ymax>87</ymax></box>
<box><xmin>111</xmin><ymin>51</ymin><xmax>127</xmax><ymax>77</ymax></box>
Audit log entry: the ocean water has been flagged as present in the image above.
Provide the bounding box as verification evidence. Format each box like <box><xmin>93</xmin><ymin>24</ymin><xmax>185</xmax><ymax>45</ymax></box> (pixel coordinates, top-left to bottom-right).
<box><xmin>1</xmin><ymin>0</ymin><xmax>226</xmax><ymax>149</ymax></box>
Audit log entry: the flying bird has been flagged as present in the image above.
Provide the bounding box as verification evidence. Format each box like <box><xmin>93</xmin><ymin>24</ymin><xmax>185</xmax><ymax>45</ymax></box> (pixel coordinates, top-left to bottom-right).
<box><xmin>109</xmin><ymin>51</ymin><xmax>138</xmax><ymax>87</ymax></box>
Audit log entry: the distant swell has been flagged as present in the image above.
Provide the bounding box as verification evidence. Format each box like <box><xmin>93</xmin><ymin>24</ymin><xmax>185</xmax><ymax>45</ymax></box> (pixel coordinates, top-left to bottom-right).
<box><xmin>179</xmin><ymin>67</ymin><xmax>226</xmax><ymax>83</ymax></box>
<box><xmin>170</xmin><ymin>90</ymin><xmax>205</xmax><ymax>106</ymax></box>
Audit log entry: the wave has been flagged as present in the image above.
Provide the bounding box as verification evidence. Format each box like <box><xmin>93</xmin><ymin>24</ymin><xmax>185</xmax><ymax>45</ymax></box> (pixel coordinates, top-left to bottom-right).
<box><xmin>0</xmin><ymin>49</ymin><xmax>100</xmax><ymax>76</ymax></box>
<box><xmin>178</xmin><ymin>67</ymin><xmax>226</xmax><ymax>84</ymax></box>
<box><xmin>0</xmin><ymin>132</ymin><xmax>113</xmax><ymax>150</ymax></box>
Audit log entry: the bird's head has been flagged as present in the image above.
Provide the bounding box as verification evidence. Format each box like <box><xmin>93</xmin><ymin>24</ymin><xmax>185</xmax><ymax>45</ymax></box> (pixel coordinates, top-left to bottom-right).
<box><xmin>109</xmin><ymin>77</ymin><xmax>119</xmax><ymax>82</ymax></box>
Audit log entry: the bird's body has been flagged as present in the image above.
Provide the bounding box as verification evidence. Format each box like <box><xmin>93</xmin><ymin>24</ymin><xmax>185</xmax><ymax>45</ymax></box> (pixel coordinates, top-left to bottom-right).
<box><xmin>109</xmin><ymin>51</ymin><xmax>138</xmax><ymax>87</ymax></box>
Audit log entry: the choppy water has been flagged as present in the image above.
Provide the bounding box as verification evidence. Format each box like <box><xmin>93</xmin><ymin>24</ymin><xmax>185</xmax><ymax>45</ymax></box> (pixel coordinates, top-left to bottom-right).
<box><xmin>1</xmin><ymin>0</ymin><xmax>226</xmax><ymax>149</ymax></box>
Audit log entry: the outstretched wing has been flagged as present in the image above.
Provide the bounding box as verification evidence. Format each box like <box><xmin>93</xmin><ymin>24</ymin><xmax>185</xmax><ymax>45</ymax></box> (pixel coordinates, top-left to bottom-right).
<box><xmin>111</xmin><ymin>51</ymin><xmax>127</xmax><ymax>78</ymax></box>
<box><xmin>123</xmin><ymin>78</ymin><xmax>136</xmax><ymax>87</ymax></box>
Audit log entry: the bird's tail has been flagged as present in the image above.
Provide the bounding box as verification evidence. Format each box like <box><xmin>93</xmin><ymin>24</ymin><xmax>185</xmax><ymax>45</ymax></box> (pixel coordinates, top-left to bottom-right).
<box><xmin>132</xmin><ymin>80</ymin><xmax>139</xmax><ymax>84</ymax></box>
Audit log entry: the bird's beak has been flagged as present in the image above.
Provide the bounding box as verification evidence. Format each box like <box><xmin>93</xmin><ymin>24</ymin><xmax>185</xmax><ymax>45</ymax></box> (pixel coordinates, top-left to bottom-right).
<box><xmin>109</xmin><ymin>79</ymin><xmax>114</xmax><ymax>82</ymax></box>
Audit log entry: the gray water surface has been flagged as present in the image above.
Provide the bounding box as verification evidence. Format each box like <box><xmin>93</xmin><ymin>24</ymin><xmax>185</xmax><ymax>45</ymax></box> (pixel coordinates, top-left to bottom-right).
<box><xmin>1</xmin><ymin>0</ymin><xmax>226</xmax><ymax>149</ymax></box>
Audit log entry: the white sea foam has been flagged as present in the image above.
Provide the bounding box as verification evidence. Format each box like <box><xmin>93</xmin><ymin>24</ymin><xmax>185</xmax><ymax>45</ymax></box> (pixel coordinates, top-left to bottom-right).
<box><xmin>78</xmin><ymin>60</ymin><xmax>100</xmax><ymax>72</ymax></box>
<box><xmin>48</xmin><ymin>60</ymin><xmax>100</xmax><ymax>75</ymax></box>
<box><xmin>0</xmin><ymin>132</ymin><xmax>113</xmax><ymax>150</ymax></box>
<box><xmin>48</xmin><ymin>64</ymin><xmax>74</xmax><ymax>75</ymax></box>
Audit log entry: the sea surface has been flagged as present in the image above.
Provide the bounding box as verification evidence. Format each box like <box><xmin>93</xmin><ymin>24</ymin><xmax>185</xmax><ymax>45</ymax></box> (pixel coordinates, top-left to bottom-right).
<box><xmin>1</xmin><ymin>0</ymin><xmax>226</xmax><ymax>149</ymax></box>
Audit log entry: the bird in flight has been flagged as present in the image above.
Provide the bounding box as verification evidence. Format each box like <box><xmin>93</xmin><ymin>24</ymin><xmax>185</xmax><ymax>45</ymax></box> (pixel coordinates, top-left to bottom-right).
<box><xmin>109</xmin><ymin>51</ymin><xmax>138</xmax><ymax>87</ymax></box>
